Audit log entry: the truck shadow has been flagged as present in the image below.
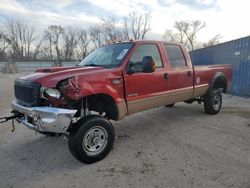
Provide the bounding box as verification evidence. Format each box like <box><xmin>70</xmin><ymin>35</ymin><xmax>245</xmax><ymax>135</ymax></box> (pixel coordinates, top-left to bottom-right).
<box><xmin>113</xmin><ymin>103</ymin><xmax>206</xmax><ymax>147</ymax></box>
<box><xmin>2</xmin><ymin>134</ymin><xmax>82</xmax><ymax>166</ymax></box>
<box><xmin>1</xmin><ymin>103</ymin><xmax>211</xmax><ymax>186</ymax></box>
<box><xmin>5</xmin><ymin>103</ymin><xmax>206</xmax><ymax>164</ymax></box>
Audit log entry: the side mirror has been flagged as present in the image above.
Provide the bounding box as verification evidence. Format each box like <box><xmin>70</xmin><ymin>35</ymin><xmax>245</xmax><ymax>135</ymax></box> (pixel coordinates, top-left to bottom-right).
<box><xmin>142</xmin><ymin>56</ymin><xmax>156</xmax><ymax>73</ymax></box>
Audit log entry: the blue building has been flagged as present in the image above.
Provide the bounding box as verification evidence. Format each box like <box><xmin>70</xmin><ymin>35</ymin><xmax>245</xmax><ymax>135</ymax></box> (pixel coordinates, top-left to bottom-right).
<box><xmin>190</xmin><ymin>36</ymin><xmax>250</xmax><ymax>97</ymax></box>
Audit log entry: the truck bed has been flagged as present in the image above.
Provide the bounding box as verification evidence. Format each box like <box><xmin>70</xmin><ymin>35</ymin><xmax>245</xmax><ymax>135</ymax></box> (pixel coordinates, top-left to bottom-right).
<box><xmin>194</xmin><ymin>64</ymin><xmax>232</xmax><ymax>87</ymax></box>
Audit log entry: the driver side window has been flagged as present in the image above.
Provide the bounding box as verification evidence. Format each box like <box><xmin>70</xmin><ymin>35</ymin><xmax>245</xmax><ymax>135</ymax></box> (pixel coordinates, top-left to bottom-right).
<box><xmin>130</xmin><ymin>44</ymin><xmax>163</xmax><ymax>68</ymax></box>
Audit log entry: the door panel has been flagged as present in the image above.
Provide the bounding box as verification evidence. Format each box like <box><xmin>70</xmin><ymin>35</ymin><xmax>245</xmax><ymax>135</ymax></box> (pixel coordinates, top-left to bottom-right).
<box><xmin>125</xmin><ymin>69</ymin><xmax>170</xmax><ymax>114</ymax></box>
<box><xmin>164</xmin><ymin>45</ymin><xmax>194</xmax><ymax>101</ymax></box>
<box><xmin>167</xmin><ymin>69</ymin><xmax>194</xmax><ymax>102</ymax></box>
<box><xmin>124</xmin><ymin>44</ymin><xmax>170</xmax><ymax>114</ymax></box>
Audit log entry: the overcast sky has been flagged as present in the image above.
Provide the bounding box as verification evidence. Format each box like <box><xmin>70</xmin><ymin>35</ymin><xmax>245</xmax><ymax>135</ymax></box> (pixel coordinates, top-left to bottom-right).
<box><xmin>0</xmin><ymin>0</ymin><xmax>249</xmax><ymax>42</ymax></box>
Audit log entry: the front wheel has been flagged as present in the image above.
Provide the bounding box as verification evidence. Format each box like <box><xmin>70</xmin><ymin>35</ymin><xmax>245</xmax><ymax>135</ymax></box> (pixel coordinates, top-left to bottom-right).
<box><xmin>203</xmin><ymin>89</ymin><xmax>222</xmax><ymax>115</ymax></box>
<box><xmin>68</xmin><ymin>116</ymin><xmax>115</xmax><ymax>164</ymax></box>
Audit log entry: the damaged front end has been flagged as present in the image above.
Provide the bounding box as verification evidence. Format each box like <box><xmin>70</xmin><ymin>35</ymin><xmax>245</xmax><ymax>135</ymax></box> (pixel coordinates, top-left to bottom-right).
<box><xmin>1</xmin><ymin>77</ymin><xmax>83</xmax><ymax>134</ymax></box>
<box><xmin>42</xmin><ymin>76</ymin><xmax>83</xmax><ymax>108</ymax></box>
<box><xmin>11</xmin><ymin>100</ymin><xmax>77</xmax><ymax>133</ymax></box>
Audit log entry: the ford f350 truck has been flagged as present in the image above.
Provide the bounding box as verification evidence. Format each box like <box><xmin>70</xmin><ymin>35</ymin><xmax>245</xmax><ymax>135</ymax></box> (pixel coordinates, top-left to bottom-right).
<box><xmin>1</xmin><ymin>40</ymin><xmax>232</xmax><ymax>164</ymax></box>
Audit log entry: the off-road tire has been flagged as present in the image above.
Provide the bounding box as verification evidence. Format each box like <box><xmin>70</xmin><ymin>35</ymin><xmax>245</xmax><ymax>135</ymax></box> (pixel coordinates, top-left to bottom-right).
<box><xmin>203</xmin><ymin>89</ymin><xmax>222</xmax><ymax>115</ymax></box>
<box><xmin>68</xmin><ymin>115</ymin><xmax>99</xmax><ymax>161</ymax></box>
<box><xmin>68</xmin><ymin>116</ymin><xmax>115</xmax><ymax>164</ymax></box>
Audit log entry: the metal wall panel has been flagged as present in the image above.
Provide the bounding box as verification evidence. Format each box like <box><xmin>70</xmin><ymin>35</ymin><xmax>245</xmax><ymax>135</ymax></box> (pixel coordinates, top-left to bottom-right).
<box><xmin>190</xmin><ymin>36</ymin><xmax>250</xmax><ymax>97</ymax></box>
<box><xmin>1</xmin><ymin>62</ymin><xmax>78</xmax><ymax>73</ymax></box>
<box><xmin>61</xmin><ymin>62</ymin><xmax>78</xmax><ymax>67</ymax></box>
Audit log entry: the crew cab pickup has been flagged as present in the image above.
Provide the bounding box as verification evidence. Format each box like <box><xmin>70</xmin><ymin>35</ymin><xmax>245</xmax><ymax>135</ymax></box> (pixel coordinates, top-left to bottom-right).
<box><xmin>6</xmin><ymin>40</ymin><xmax>232</xmax><ymax>163</ymax></box>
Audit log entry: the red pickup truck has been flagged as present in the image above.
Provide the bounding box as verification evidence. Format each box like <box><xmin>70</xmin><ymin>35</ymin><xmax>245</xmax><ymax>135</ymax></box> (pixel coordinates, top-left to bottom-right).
<box><xmin>6</xmin><ymin>40</ymin><xmax>232</xmax><ymax>163</ymax></box>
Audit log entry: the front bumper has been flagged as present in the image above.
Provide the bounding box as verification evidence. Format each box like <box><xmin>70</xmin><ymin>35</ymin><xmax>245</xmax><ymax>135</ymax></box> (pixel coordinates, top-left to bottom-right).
<box><xmin>11</xmin><ymin>100</ymin><xmax>77</xmax><ymax>133</ymax></box>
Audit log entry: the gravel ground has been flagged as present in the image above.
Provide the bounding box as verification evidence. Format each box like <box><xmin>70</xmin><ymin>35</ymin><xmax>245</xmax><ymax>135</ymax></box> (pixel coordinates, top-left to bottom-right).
<box><xmin>0</xmin><ymin>73</ymin><xmax>249</xmax><ymax>188</ymax></box>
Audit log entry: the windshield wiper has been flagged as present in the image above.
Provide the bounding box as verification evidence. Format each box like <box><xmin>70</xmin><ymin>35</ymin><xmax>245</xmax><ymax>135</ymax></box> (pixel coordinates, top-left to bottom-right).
<box><xmin>84</xmin><ymin>63</ymin><xmax>118</xmax><ymax>69</ymax></box>
<box><xmin>85</xmin><ymin>63</ymin><xmax>103</xmax><ymax>67</ymax></box>
<box><xmin>103</xmin><ymin>64</ymin><xmax>117</xmax><ymax>68</ymax></box>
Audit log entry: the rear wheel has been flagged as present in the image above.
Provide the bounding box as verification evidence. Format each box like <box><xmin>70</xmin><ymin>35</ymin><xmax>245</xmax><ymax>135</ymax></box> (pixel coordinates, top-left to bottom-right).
<box><xmin>204</xmin><ymin>89</ymin><xmax>222</xmax><ymax>115</ymax></box>
<box><xmin>68</xmin><ymin>116</ymin><xmax>115</xmax><ymax>164</ymax></box>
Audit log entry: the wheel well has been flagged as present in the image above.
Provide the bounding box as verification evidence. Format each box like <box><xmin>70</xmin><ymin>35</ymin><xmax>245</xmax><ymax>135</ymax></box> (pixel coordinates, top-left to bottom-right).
<box><xmin>78</xmin><ymin>94</ymin><xmax>119</xmax><ymax>120</ymax></box>
<box><xmin>212</xmin><ymin>75</ymin><xmax>228</xmax><ymax>93</ymax></box>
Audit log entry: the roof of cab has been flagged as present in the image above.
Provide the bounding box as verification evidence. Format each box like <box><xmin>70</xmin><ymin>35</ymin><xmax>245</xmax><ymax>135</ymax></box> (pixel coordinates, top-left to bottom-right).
<box><xmin>104</xmin><ymin>40</ymin><xmax>184</xmax><ymax>47</ymax></box>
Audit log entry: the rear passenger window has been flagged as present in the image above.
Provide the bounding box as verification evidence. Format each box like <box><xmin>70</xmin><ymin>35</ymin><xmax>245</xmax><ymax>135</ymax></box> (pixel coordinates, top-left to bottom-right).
<box><xmin>164</xmin><ymin>45</ymin><xmax>186</xmax><ymax>68</ymax></box>
<box><xmin>130</xmin><ymin>44</ymin><xmax>163</xmax><ymax>68</ymax></box>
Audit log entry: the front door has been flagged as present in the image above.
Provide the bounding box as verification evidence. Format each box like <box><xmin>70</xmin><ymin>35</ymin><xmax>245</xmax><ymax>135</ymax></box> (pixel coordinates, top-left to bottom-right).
<box><xmin>124</xmin><ymin>44</ymin><xmax>170</xmax><ymax>114</ymax></box>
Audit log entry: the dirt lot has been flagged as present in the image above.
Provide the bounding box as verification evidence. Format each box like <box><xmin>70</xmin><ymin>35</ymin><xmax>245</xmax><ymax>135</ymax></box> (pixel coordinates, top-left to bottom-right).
<box><xmin>0</xmin><ymin>73</ymin><xmax>249</xmax><ymax>188</ymax></box>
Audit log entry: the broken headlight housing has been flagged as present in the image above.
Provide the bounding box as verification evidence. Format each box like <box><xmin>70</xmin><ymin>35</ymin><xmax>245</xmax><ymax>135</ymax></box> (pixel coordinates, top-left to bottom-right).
<box><xmin>41</xmin><ymin>87</ymin><xmax>61</xmax><ymax>99</ymax></box>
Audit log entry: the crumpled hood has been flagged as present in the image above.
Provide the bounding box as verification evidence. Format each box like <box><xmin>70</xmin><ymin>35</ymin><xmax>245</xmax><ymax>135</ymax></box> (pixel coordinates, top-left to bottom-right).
<box><xmin>19</xmin><ymin>66</ymin><xmax>108</xmax><ymax>87</ymax></box>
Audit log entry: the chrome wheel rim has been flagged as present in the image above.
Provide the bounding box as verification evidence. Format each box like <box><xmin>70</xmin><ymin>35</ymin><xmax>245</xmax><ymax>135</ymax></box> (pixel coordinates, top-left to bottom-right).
<box><xmin>213</xmin><ymin>93</ymin><xmax>221</xmax><ymax>111</ymax></box>
<box><xmin>83</xmin><ymin>126</ymin><xmax>108</xmax><ymax>156</ymax></box>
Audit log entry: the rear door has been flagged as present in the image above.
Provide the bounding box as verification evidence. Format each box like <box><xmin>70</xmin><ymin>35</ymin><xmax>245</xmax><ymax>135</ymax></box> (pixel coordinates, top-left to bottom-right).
<box><xmin>124</xmin><ymin>43</ymin><xmax>171</xmax><ymax>114</ymax></box>
<box><xmin>164</xmin><ymin>44</ymin><xmax>194</xmax><ymax>101</ymax></box>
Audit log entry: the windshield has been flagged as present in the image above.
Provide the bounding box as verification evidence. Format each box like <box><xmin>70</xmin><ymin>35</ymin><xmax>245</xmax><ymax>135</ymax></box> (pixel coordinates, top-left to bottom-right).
<box><xmin>79</xmin><ymin>43</ymin><xmax>133</xmax><ymax>68</ymax></box>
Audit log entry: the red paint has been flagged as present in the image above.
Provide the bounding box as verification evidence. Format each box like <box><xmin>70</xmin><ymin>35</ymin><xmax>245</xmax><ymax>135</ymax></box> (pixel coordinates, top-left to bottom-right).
<box><xmin>20</xmin><ymin>40</ymin><xmax>232</xmax><ymax>105</ymax></box>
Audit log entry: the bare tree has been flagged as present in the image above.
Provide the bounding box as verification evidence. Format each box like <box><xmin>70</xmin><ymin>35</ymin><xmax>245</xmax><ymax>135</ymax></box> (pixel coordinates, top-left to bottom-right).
<box><xmin>163</xmin><ymin>30</ymin><xmax>182</xmax><ymax>43</ymax></box>
<box><xmin>0</xmin><ymin>30</ymin><xmax>9</xmax><ymax>60</ymax></box>
<box><xmin>4</xmin><ymin>19</ymin><xmax>37</xmax><ymax>60</ymax></box>
<box><xmin>45</xmin><ymin>25</ymin><xmax>64</xmax><ymax>62</ymax></box>
<box><xmin>0</xmin><ymin>14</ymin><xmax>150</xmax><ymax>61</ymax></box>
<box><xmin>76</xmin><ymin>29</ymin><xmax>89</xmax><ymax>60</ymax></box>
<box><xmin>32</xmin><ymin>34</ymin><xmax>45</xmax><ymax>60</ymax></box>
<box><xmin>62</xmin><ymin>27</ymin><xmax>78</xmax><ymax>61</ymax></box>
<box><xmin>163</xmin><ymin>20</ymin><xmax>206</xmax><ymax>50</ymax></box>
<box><xmin>88</xmin><ymin>12</ymin><xmax>151</xmax><ymax>50</ymax></box>
<box><xmin>26</xmin><ymin>26</ymin><xmax>36</xmax><ymax>59</ymax></box>
<box><xmin>101</xmin><ymin>17</ymin><xmax>123</xmax><ymax>42</ymax></box>
<box><xmin>44</xmin><ymin>29</ymin><xmax>53</xmax><ymax>60</ymax></box>
<box><xmin>173</xmin><ymin>21</ymin><xmax>189</xmax><ymax>44</ymax></box>
<box><xmin>36</xmin><ymin>45</ymin><xmax>51</xmax><ymax>60</ymax></box>
<box><xmin>123</xmin><ymin>12</ymin><xmax>151</xmax><ymax>40</ymax></box>
<box><xmin>203</xmin><ymin>34</ymin><xmax>222</xmax><ymax>48</ymax></box>
<box><xmin>123</xmin><ymin>18</ymin><xmax>130</xmax><ymax>40</ymax></box>
<box><xmin>89</xmin><ymin>25</ymin><xmax>104</xmax><ymax>48</ymax></box>
<box><xmin>182</xmin><ymin>20</ymin><xmax>206</xmax><ymax>50</ymax></box>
